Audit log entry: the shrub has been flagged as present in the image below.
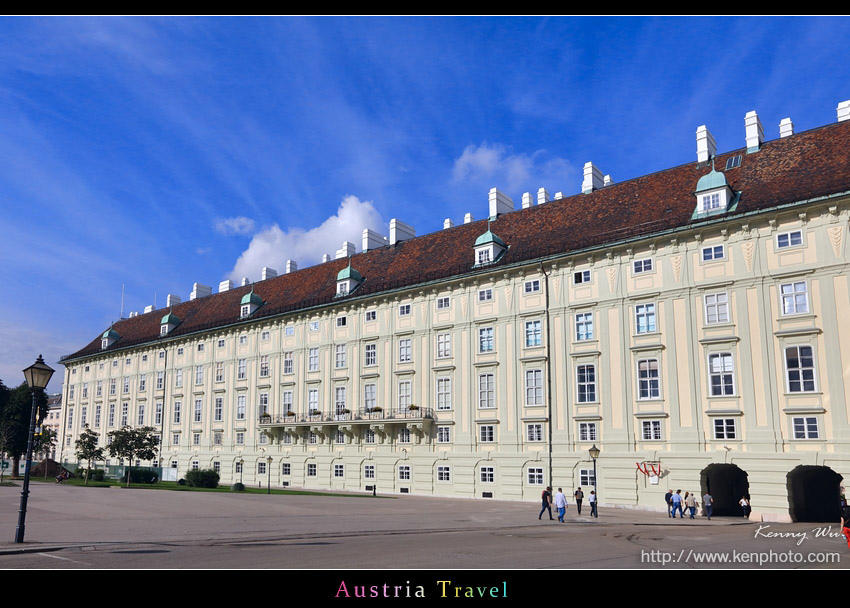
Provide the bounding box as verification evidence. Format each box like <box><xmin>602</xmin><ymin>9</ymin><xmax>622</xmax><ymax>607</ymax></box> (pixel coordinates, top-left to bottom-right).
<box><xmin>185</xmin><ymin>468</ymin><xmax>220</xmax><ymax>489</ymax></box>
<box><xmin>129</xmin><ymin>468</ymin><xmax>158</xmax><ymax>484</ymax></box>
<box><xmin>231</xmin><ymin>482</ymin><xmax>245</xmax><ymax>492</ymax></box>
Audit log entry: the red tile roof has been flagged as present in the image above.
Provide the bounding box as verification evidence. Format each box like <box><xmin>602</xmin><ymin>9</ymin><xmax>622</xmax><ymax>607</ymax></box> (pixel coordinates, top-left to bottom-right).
<box><xmin>63</xmin><ymin>120</ymin><xmax>850</xmax><ymax>362</ymax></box>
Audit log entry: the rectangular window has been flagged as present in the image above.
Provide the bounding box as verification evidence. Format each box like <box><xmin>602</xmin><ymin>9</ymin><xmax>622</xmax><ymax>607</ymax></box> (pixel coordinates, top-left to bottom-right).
<box><xmin>95</xmin><ymin>404</ymin><xmax>102</xmax><ymax>427</ymax></box>
<box><xmin>259</xmin><ymin>355</ymin><xmax>270</xmax><ymax>377</ymax></box>
<box><xmin>108</xmin><ymin>403</ymin><xmax>115</xmax><ymax>427</ymax></box>
<box><xmin>365</xmin><ymin>310</ymin><xmax>376</xmax><ymax>322</ymax></box>
<box><xmin>235</xmin><ymin>432</ymin><xmax>244</xmax><ymax>445</ymax></box>
<box><xmin>239</xmin><ymin>335</ymin><xmax>247</xmax><ymax>345</ymax></box>
<box><xmin>137</xmin><ymin>404</ymin><xmax>144</xmax><ymax>426</ymax></box>
<box><xmin>436</xmin><ymin>296</ymin><xmax>451</xmax><ymax>310</ymax></box>
<box><xmin>780</xmin><ymin>281</ymin><xmax>809</xmax><ymax>315</ymax></box>
<box><xmin>437</xmin><ymin>333</ymin><xmax>451</xmax><ymax>358</ymax></box>
<box><xmin>309</xmin><ymin>321</ymin><xmax>319</xmax><ymax>332</ymax></box>
<box><xmin>398</xmin><ymin>465</ymin><xmax>411</xmax><ymax>481</ymax></box>
<box><xmin>437</xmin><ymin>466</ymin><xmax>451</xmax><ymax>482</ymax></box>
<box><xmin>437</xmin><ymin>426</ymin><xmax>451</xmax><ymax>443</ymax></box>
<box><xmin>282</xmin><ymin>463</ymin><xmax>291</xmax><ymax>476</ymax></box>
<box><xmin>576</xmin><ymin>364</ymin><xmax>597</xmax><ymax>403</ymax></box>
<box><xmin>527</xmin><ymin>423</ymin><xmax>543</xmax><ymax>442</ymax></box>
<box><xmin>308</xmin><ymin>389</ymin><xmax>319</xmax><ymax>414</ymax></box>
<box><xmin>214</xmin><ymin>397</ymin><xmax>223</xmax><ymax>422</ymax></box>
<box><xmin>525</xmin><ymin>369</ymin><xmax>543</xmax><ymax>406</ymax></box>
<box><xmin>397</xmin><ymin>381</ymin><xmax>412</xmax><ymax>412</ymax></box>
<box><xmin>635</xmin><ymin>303</ymin><xmax>657</xmax><ymax>334</ymax></box>
<box><xmin>792</xmin><ymin>416</ymin><xmax>819</xmax><ymax>439</ymax></box>
<box><xmin>398</xmin><ymin>338</ymin><xmax>412</xmax><ymax>362</ymax></box>
<box><xmin>193</xmin><ymin>399</ymin><xmax>202</xmax><ymax>423</ymax></box>
<box><xmin>195</xmin><ymin>366</ymin><xmax>203</xmax><ymax>385</ymax></box>
<box><xmin>478</xmin><ymin>373</ymin><xmax>495</xmax><ymax>409</ymax></box>
<box><xmin>81</xmin><ymin>406</ymin><xmax>87</xmax><ymax>426</ymax></box>
<box><xmin>524</xmin><ymin>279</ymin><xmax>540</xmax><ymax>293</ymax></box>
<box><xmin>478</xmin><ymin>288</ymin><xmax>493</xmax><ymax>302</ymax></box>
<box><xmin>110</xmin><ymin>379</ymin><xmax>116</xmax><ymax>395</ymax></box>
<box><xmin>335</xmin><ymin>345</ymin><xmax>346</xmax><ymax>369</ymax></box>
<box><xmin>479</xmin><ymin>327</ymin><xmax>494</xmax><ymax>353</ymax></box>
<box><xmin>399</xmin><ymin>304</ymin><xmax>411</xmax><ymax>316</ymax></box>
<box><xmin>283</xmin><ymin>352</ymin><xmax>293</xmax><ymax>374</ymax></box>
<box><xmin>82</xmin><ymin>383</ymin><xmax>89</xmax><ymax>398</ymax></box>
<box><xmin>579</xmin><ymin>469</ymin><xmax>596</xmax><ymax>487</ymax></box>
<box><xmin>285</xmin><ymin>326</ymin><xmax>294</xmax><ymax>336</ymax></box>
<box><xmin>218</xmin><ymin>339</ymin><xmax>225</xmax><ymax>348</ymax></box>
<box><xmin>282</xmin><ymin>391</ymin><xmax>293</xmax><ymax>414</ymax></box>
<box><xmin>334</xmin><ymin>464</ymin><xmax>344</xmax><ymax>478</ymax></box>
<box><xmin>155</xmin><ymin>402</ymin><xmax>162</xmax><ymax>425</ymax></box>
<box><xmin>309</xmin><ymin>348</ymin><xmax>319</xmax><ymax>372</ymax></box>
<box><xmin>307</xmin><ymin>463</ymin><xmax>317</xmax><ymax>477</ymax></box>
<box><xmin>477</xmin><ymin>249</ymin><xmax>491</xmax><ymax>265</ymax></box>
<box><xmin>364</xmin><ymin>464</ymin><xmax>375</xmax><ymax>479</ymax></box>
<box><xmin>172</xmin><ymin>433</ymin><xmax>180</xmax><ymax>446</ymax></box>
<box><xmin>365</xmin><ymin>429</ymin><xmax>376</xmax><ymax>444</ymax></box>
<box><xmin>96</xmin><ymin>381</ymin><xmax>102</xmax><ymax>397</ymax></box>
<box><xmin>193</xmin><ymin>433</ymin><xmax>201</xmax><ymax>446</ymax></box>
<box><xmin>210</xmin><ymin>364</ymin><xmax>221</xmax><ymax>384</ymax></box>
<box><xmin>334</xmin><ymin>387</ymin><xmax>347</xmax><ymax>416</ymax></box>
<box><xmin>708</xmin><ymin>353</ymin><xmax>735</xmax><ymax>396</ymax></box>
<box><xmin>702</xmin><ymin>245</ymin><xmax>725</xmax><ymax>261</ymax></box>
<box><xmin>237</xmin><ymin>359</ymin><xmax>247</xmax><ymax>380</ymax></box>
<box><xmin>479</xmin><ymin>425</ymin><xmax>495</xmax><ymax>443</ymax></box>
<box><xmin>642</xmin><ymin>420</ymin><xmax>662</xmax><ymax>440</ymax></box>
<box><xmin>364</xmin><ymin>343</ymin><xmax>376</xmax><ymax>366</ymax></box>
<box><xmin>637</xmin><ymin>359</ymin><xmax>661</xmax><ymax>399</ymax></box>
<box><xmin>259</xmin><ymin>393</ymin><xmax>269</xmax><ymax>416</ymax></box>
<box><xmin>579</xmin><ymin>422</ymin><xmax>597</xmax><ymax>442</ymax></box>
<box><xmin>713</xmin><ymin>418</ymin><xmax>737</xmax><ymax>440</ymax></box>
<box><xmin>197</xmin><ymin>343</ymin><xmax>205</xmax><ymax>352</ymax></box>
<box><xmin>786</xmin><ymin>346</ymin><xmax>816</xmax><ymax>393</ymax></box>
<box><xmin>336</xmin><ymin>316</ymin><xmax>346</xmax><ymax>327</ymax></box>
<box><xmin>480</xmin><ymin>466</ymin><xmax>495</xmax><ymax>483</ymax></box>
<box><xmin>236</xmin><ymin>395</ymin><xmax>246</xmax><ymax>420</ymax></box>
<box><xmin>528</xmin><ymin>467</ymin><xmax>544</xmax><ymax>485</ymax></box>
<box><xmin>399</xmin><ymin>428</ymin><xmax>410</xmax><ymax>443</ymax></box>
<box><xmin>436</xmin><ymin>377</ymin><xmax>452</xmax><ymax>411</ymax></box>
<box><xmin>525</xmin><ymin>320</ymin><xmax>542</xmax><ymax>347</ymax></box>
<box><xmin>633</xmin><ymin>258</ymin><xmax>653</xmax><ymax>274</ymax></box>
<box><xmin>173</xmin><ymin>401</ymin><xmax>181</xmax><ymax>424</ymax></box>
<box><xmin>701</xmin><ymin>192</ymin><xmax>721</xmax><ymax>212</ymax></box>
<box><xmin>704</xmin><ymin>292</ymin><xmax>729</xmax><ymax>324</ymax></box>
<box><xmin>175</xmin><ymin>368</ymin><xmax>184</xmax><ymax>387</ymax></box>
<box><xmin>121</xmin><ymin>402</ymin><xmax>129</xmax><ymax>426</ymax></box>
<box><xmin>777</xmin><ymin>230</ymin><xmax>803</xmax><ymax>249</ymax></box>
<box><xmin>214</xmin><ymin>432</ymin><xmax>222</xmax><ymax>446</ymax></box>
<box><xmin>364</xmin><ymin>384</ymin><xmax>376</xmax><ymax>411</ymax></box>
<box><xmin>262</xmin><ymin>330</ymin><xmax>270</xmax><ymax>341</ymax></box>
<box><xmin>574</xmin><ymin>270</ymin><xmax>591</xmax><ymax>284</ymax></box>
<box><xmin>123</xmin><ymin>377</ymin><xmax>129</xmax><ymax>393</ymax></box>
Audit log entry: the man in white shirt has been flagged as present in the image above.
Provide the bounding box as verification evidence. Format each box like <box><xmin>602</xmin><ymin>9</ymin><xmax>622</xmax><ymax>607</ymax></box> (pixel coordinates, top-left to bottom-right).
<box><xmin>554</xmin><ymin>488</ymin><xmax>568</xmax><ymax>522</ymax></box>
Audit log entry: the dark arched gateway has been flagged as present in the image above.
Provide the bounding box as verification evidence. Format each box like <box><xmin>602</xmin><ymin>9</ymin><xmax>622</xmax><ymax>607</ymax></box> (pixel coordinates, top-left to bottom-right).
<box><xmin>701</xmin><ymin>463</ymin><xmax>749</xmax><ymax>516</ymax></box>
<box><xmin>787</xmin><ymin>465</ymin><xmax>843</xmax><ymax>523</ymax></box>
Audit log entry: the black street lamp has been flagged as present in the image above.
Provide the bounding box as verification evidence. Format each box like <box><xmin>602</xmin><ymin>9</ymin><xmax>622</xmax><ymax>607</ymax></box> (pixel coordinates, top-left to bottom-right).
<box><xmin>16</xmin><ymin>355</ymin><xmax>55</xmax><ymax>543</ymax></box>
<box><xmin>239</xmin><ymin>458</ymin><xmax>244</xmax><ymax>485</ymax></box>
<box><xmin>588</xmin><ymin>444</ymin><xmax>600</xmax><ymax>519</ymax></box>
<box><xmin>267</xmin><ymin>456</ymin><xmax>273</xmax><ymax>494</ymax></box>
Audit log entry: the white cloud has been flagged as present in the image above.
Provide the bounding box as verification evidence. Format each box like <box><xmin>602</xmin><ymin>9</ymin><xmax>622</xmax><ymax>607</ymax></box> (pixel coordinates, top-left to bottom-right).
<box><xmin>452</xmin><ymin>142</ymin><xmax>576</xmax><ymax>195</ymax></box>
<box><xmin>227</xmin><ymin>195</ymin><xmax>385</xmax><ymax>281</ymax></box>
<box><xmin>214</xmin><ymin>216</ymin><xmax>256</xmax><ymax>236</ymax></box>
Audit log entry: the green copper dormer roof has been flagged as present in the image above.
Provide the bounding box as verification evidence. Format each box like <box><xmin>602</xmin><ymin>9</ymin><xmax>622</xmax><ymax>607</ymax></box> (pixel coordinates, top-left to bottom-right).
<box><xmin>241</xmin><ymin>288</ymin><xmax>263</xmax><ymax>306</ymax></box>
<box><xmin>695</xmin><ymin>160</ymin><xmax>729</xmax><ymax>193</ymax></box>
<box><xmin>160</xmin><ymin>311</ymin><xmax>180</xmax><ymax>326</ymax></box>
<box><xmin>474</xmin><ymin>228</ymin><xmax>506</xmax><ymax>248</ymax></box>
<box><xmin>102</xmin><ymin>329</ymin><xmax>119</xmax><ymax>339</ymax></box>
<box><xmin>337</xmin><ymin>263</ymin><xmax>363</xmax><ymax>283</ymax></box>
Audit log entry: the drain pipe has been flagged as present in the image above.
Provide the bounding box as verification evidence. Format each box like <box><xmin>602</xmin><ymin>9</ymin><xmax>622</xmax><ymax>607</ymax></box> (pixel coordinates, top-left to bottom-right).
<box><xmin>539</xmin><ymin>263</ymin><xmax>555</xmax><ymax>486</ymax></box>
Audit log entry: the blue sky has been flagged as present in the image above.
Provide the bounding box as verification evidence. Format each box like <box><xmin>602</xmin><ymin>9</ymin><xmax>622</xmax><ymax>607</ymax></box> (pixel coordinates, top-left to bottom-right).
<box><xmin>1</xmin><ymin>16</ymin><xmax>849</xmax><ymax>393</ymax></box>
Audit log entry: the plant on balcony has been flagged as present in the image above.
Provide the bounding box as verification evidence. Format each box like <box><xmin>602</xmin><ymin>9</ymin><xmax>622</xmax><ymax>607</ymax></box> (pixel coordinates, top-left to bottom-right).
<box><xmin>408</xmin><ymin>404</ymin><xmax>420</xmax><ymax>411</ymax></box>
<box><xmin>371</xmin><ymin>406</ymin><xmax>383</xmax><ymax>412</ymax></box>
<box><xmin>309</xmin><ymin>409</ymin><xmax>320</xmax><ymax>416</ymax></box>
<box><xmin>259</xmin><ymin>413</ymin><xmax>272</xmax><ymax>423</ymax></box>
<box><xmin>341</xmin><ymin>408</ymin><xmax>351</xmax><ymax>414</ymax></box>
<box><xmin>285</xmin><ymin>410</ymin><xmax>296</xmax><ymax>417</ymax></box>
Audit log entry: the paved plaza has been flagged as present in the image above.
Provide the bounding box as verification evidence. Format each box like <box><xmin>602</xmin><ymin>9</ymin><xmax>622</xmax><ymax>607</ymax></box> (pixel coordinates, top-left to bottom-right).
<box><xmin>2</xmin><ymin>482</ymin><xmax>849</xmax><ymax>572</ymax></box>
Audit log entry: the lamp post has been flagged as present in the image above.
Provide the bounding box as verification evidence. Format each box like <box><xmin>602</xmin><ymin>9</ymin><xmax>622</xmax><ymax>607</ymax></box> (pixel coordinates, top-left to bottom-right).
<box><xmin>16</xmin><ymin>355</ymin><xmax>55</xmax><ymax>543</ymax></box>
<box><xmin>267</xmin><ymin>456</ymin><xmax>273</xmax><ymax>494</ymax></box>
<box><xmin>588</xmin><ymin>444</ymin><xmax>600</xmax><ymax>519</ymax></box>
<box><xmin>239</xmin><ymin>458</ymin><xmax>244</xmax><ymax>485</ymax></box>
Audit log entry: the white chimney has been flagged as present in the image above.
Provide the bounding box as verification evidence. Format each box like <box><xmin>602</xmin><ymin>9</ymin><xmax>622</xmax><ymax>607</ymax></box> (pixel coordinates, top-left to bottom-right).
<box><xmin>144</xmin><ymin>305</ymin><xmax>154</xmax><ymax>314</ymax></box>
<box><xmin>218</xmin><ymin>280</ymin><xmax>232</xmax><ymax>293</ymax></box>
<box><xmin>166</xmin><ymin>294</ymin><xmax>181</xmax><ymax>307</ymax></box>
<box><xmin>286</xmin><ymin>260</ymin><xmax>297</xmax><ymax>273</ymax></box>
<box><xmin>488</xmin><ymin>188</ymin><xmax>514</xmax><ymax>218</ymax></box>
<box><xmin>696</xmin><ymin>125</ymin><xmax>717</xmax><ymax>163</ymax></box>
<box><xmin>603</xmin><ymin>175</ymin><xmax>614</xmax><ymax>187</ymax></box>
<box><xmin>261</xmin><ymin>267</ymin><xmax>277</xmax><ymax>281</ymax></box>
<box><xmin>779</xmin><ymin>118</ymin><xmax>794</xmax><ymax>138</ymax></box>
<box><xmin>838</xmin><ymin>100</ymin><xmax>850</xmax><ymax>122</ymax></box>
<box><xmin>464</xmin><ymin>213</ymin><xmax>473</xmax><ymax>224</ymax></box>
<box><xmin>745</xmin><ymin>110</ymin><xmax>764</xmax><ymax>153</ymax></box>
<box><xmin>554</xmin><ymin>192</ymin><xmax>563</xmax><ymax>200</ymax></box>
<box><xmin>335</xmin><ymin>241</ymin><xmax>356</xmax><ymax>259</ymax></box>
<box><xmin>521</xmin><ymin>192</ymin><xmax>533</xmax><ymax>208</ymax></box>
<box><xmin>537</xmin><ymin>188</ymin><xmax>549</xmax><ymax>205</ymax></box>
<box><xmin>582</xmin><ymin>162</ymin><xmax>603</xmax><ymax>194</ymax></box>
<box><xmin>443</xmin><ymin>218</ymin><xmax>453</xmax><ymax>230</ymax></box>
<box><xmin>190</xmin><ymin>283</ymin><xmax>212</xmax><ymax>300</ymax></box>
<box><xmin>240</xmin><ymin>277</ymin><xmax>250</xmax><ymax>287</ymax></box>
<box><xmin>389</xmin><ymin>219</ymin><xmax>415</xmax><ymax>245</ymax></box>
<box><xmin>362</xmin><ymin>229</ymin><xmax>386</xmax><ymax>251</ymax></box>
<box><xmin>322</xmin><ymin>254</ymin><xmax>331</xmax><ymax>263</ymax></box>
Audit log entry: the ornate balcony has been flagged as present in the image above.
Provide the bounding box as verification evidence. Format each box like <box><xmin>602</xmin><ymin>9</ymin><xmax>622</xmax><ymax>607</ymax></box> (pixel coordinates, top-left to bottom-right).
<box><xmin>258</xmin><ymin>407</ymin><xmax>434</xmax><ymax>427</ymax></box>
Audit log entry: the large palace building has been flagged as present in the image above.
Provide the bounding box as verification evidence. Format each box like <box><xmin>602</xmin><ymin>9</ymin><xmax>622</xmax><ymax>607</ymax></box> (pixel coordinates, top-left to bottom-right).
<box><xmin>59</xmin><ymin>101</ymin><xmax>850</xmax><ymax>522</ymax></box>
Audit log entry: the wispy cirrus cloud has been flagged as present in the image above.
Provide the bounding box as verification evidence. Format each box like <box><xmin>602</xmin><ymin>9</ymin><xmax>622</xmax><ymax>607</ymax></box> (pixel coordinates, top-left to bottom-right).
<box><xmin>214</xmin><ymin>216</ymin><xmax>256</xmax><ymax>236</ymax></box>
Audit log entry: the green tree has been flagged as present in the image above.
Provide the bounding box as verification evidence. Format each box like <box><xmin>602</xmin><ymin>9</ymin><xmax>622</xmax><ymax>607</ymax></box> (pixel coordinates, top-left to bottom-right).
<box><xmin>75</xmin><ymin>427</ymin><xmax>104</xmax><ymax>485</ymax></box>
<box><xmin>0</xmin><ymin>380</ymin><xmax>48</xmax><ymax>477</ymax></box>
<box><xmin>106</xmin><ymin>426</ymin><xmax>160</xmax><ymax>487</ymax></box>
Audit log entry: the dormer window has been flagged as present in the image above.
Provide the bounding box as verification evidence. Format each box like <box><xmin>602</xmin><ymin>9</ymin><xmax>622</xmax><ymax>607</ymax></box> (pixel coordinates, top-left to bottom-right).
<box><xmin>701</xmin><ymin>192</ymin><xmax>721</xmax><ymax>212</ymax></box>
<box><xmin>240</xmin><ymin>289</ymin><xmax>262</xmax><ymax>317</ymax></box>
<box><xmin>473</xmin><ymin>224</ymin><xmax>506</xmax><ymax>267</ymax></box>
<box><xmin>101</xmin><ymin>328</ymin><xmax>119</xmax><ymax>350</ymax></box>
<box><xmin>160</xmin><ymin>310</ymin><xmax>180</xmax><ymax>336</ymax></box>
<box><xmin>336</xmin><ymin>261</ymin><xmax>363</xmax><ymax>297</ymax></box>
<box><xmin>693</xmin><ymin>160</ymin><xmax>738</xmax><ymax>219</ymax></box>
<box><xmin>240</xmin><ymin>304</ymin><xmax>250</xmax><ymax>318</ymax></box>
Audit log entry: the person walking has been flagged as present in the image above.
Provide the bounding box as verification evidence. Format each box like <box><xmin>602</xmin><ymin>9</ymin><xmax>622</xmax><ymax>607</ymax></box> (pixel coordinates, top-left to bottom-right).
<box><xmin>671</xmin><ymin>490</ymin><xmax>684</xmax><ymax>519</ymax></box>
<box><xmin>841</xmin><ymin>499</ymin><xmax>850</xmax><ymax>550</ymax></box>
<box><xmin>685</xmin><ymin>491</ymin><xmax>697</xmax><ymax>519</ymax></box>
<box><xmin>665</xmin><ymin>490</ymin><xmax>674</xmax><ymax>517</ymax></box>
<box><xmin>703</xmin><ymin>491</ymin><xmax>713</xmax><ymax>520</ymax></box>
<box><xmin>539</xmin><ymin>486</ymin><xmax>554</xmax><ymax>520</ymax></box>
<box><xmin>739</xmin><ymin>496</ymin><xmax>750</xmax><ymax>518</ymax></box>
<box><xmin>554</xmin><ymin>488</ymin><xmax>568</xmax><ymax>522</ymax></box>
<box><xmin>574</xmin><ymin>487</ymin><xmax>584</xmax><ymax>515</ymax></box>
<box><xmin>589</xmin><ymin>490</ymin><xmax>598</xmax><ymax>518</ymax></box>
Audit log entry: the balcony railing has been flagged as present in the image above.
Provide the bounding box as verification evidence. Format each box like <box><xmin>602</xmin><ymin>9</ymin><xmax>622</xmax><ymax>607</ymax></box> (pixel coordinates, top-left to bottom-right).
<box><xmin>258</xmin><ymin>407</ymin><xmax>434</xmax><ymax>425</ymax></box>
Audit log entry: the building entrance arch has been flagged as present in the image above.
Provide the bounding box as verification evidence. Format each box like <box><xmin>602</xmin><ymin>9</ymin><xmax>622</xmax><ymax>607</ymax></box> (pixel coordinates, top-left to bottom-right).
<box><xmin>700</xmin><ymin>463</ymin><xmax>749</xmax><ymax>516</ymax></box>
<box><xmin>787</xmin><ymin>465</ymin><xmax>843</xmax><ymax>522</ymax></box>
